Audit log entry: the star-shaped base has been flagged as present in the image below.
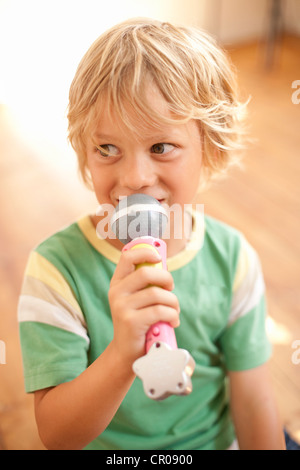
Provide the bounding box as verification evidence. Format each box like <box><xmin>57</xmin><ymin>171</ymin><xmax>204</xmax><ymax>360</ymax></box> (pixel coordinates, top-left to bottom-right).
<box><xmin>133</xmin><ymin>342</ymin><xmax>195</xmax><ymax>400</ymax></box>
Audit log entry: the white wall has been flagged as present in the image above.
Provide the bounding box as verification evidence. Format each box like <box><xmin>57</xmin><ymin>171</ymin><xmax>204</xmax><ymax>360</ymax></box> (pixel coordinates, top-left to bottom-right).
<box><xmin>208</xmin><ymin>0</ymin><xmax>269</xmax><ymax>45</ymax></box>
<box><xmin>201</xmin><ymin>0</ymin><xmax>300</xmax><ymax>45</ymax></box>
<box><xmin>284</xmin><ymin>0</ymin><xmax>300</xmax><ymax>35</ymax></box>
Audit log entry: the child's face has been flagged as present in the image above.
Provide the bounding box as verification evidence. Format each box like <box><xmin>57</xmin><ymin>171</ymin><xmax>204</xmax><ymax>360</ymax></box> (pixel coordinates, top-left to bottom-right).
<box><xmin>86</xmin><ymin>84</ymin><xmax>203</xmax><ymax>211</ymax></box>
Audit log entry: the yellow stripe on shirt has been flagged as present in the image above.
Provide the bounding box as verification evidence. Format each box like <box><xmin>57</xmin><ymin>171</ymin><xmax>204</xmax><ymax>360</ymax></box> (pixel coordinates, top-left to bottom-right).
<box><xmin>24</xmin><ymin>251</ymin><xmax>82</xmax><ymax>314</ymax></box>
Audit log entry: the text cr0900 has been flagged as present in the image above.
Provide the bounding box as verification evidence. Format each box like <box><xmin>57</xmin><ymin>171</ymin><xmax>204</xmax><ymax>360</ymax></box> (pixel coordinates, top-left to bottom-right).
<box><xmin>150</xmin><ymin>455</ymin><xmax>192</xmax><ymax>465</ymax></box>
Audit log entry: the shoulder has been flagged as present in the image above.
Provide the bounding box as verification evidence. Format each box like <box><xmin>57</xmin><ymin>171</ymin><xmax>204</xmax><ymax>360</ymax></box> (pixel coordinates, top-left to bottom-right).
<box><xmin>204</xmin><ymin>215</ymin><xmax>242</xmax><ymax>248</ymax></box>
<box><xmin>35</xmin><ymin>220</ymin><xmax>85</xmax><ymax>261</ymax></box>
<box><xmin>203</xmin><ymin>215</ymin><xmax>263</xmax><ymax>292</ymax></box>
<box><xmin>33</xmin><ymin>218</ymin><xmax>97</xmax><ymax>279</ymax></box>
<box><xmin>204</xmin><ymin>215</ymin><xmax>260</xmax><ymax>267</ymax></box>
<box><xmin>202</xmin><ymin>215</ymin><xmax>244</xmax><ymax>280</ymax></box>
<box><xmin>20</xmin><ymin>220</ymin><xmax>86</xmax><ymax>316</ymax></box>
<box><xmin>22</xmin><ymin>219</ymin><xmax>93</xmax><ymax>304</ymax></box>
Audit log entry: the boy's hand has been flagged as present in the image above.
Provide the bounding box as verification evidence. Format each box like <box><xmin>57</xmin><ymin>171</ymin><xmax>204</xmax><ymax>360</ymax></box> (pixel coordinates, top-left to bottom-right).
<box><xmin>108</xmin><ymin>247</ymin><xmax>180</xmax><ymax>366</ymax></box>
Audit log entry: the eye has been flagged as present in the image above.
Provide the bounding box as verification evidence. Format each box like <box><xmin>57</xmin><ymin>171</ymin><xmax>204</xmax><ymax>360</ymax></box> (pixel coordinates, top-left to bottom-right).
<box><xmin>95</xmin><ymin>144</ymin><xmax>120</xmax><ymax>157</ymax></box>
<box><xmin>151</xmin><ymin>143</ymin><xmax>174</xmax><ymax>155</ymax></box>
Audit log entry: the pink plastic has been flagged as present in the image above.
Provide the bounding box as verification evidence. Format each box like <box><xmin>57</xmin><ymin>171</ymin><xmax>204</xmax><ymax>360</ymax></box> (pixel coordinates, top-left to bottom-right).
<box><xmin>122</xmin><ymin>236</ymin><xmax>178</xmax><ymax>353</ymax></box>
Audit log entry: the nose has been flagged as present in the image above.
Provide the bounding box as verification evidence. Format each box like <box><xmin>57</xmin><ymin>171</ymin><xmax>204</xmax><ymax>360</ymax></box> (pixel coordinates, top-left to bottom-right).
<box><xmin>119</xmin><ymin>154</ymin><xmax>157</xmax><ymax>192</ymax></box>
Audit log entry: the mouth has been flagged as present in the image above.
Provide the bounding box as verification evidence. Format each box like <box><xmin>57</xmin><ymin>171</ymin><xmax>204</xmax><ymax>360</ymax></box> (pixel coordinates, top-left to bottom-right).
<box><xmin>116</xmin><ymin>195</ymin><xmax>167</xmax><ymax>206</ymax></box>
<box><xmin>157</xmin><ymin>199</ymin><xmax>167</xmax><ymax>206</ymax></box>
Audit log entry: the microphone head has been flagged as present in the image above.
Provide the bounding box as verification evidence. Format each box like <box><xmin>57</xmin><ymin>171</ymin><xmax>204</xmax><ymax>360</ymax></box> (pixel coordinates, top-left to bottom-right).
<box><xmin>111</xmin><ymin>194</ymin><xmax>168</xmax><ymax>245</ymax></box>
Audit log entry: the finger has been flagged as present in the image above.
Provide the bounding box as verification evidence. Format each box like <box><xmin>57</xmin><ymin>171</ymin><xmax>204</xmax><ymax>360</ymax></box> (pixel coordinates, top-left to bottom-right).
<box><xmin>112</xmin><ymin>266</ymin><xmax>175</xmax><ymax>295</ymax></box>
<box><xmin>128</xmin><ymin>286</ymin><xmax>180</xmax><ymax>312</ymax></box>
<box><xmin>139</xmin><ymin>304</ymin><xmax>180</xmax><ymax>329</ymax></box>
<box><xmin>112</xmin><ymin>247</ymin><xmax>162</xmax><ymax>281</ymax></box>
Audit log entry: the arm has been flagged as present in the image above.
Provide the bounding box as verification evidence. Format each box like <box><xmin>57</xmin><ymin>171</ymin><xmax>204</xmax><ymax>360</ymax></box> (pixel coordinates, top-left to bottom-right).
<box><xmin>229</xmin><ymin>363</ymin><xmax>286</xmax><ymax>450</ymax></box>
<box><xmin>35</xmin><ymin>342</ymin><xmax>135</xmax><ymax>450</ymax></box>
<box><xmin>34</xmin><ymin>247</ymin><xmax>179</xmax><ymax>450</ymax></box>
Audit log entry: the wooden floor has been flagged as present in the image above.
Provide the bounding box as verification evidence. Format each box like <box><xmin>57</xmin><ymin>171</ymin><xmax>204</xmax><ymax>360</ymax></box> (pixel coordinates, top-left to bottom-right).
<box><xmin>0</xmin><ymin>36</ymin><xmax>299</xmax><ymax>449</ymax></box>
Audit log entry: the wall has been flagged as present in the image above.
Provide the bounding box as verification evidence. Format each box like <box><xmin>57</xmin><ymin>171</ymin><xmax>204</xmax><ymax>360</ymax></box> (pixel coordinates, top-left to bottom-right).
<box><xmin>201</xmin><ymin>0</ymin><xmax>300</xmax><ymax>45</ymax></box>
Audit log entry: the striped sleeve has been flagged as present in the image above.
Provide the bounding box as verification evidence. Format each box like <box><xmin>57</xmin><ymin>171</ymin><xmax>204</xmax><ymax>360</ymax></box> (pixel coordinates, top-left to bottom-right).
<box><xmin>219</xmin><ymin>236</ymin><xmax>272</xmax><ymax>371</ymax></box>
<box><xmin>18</xmin><ymin>251</ymin><xmax>89</xmax><ymax>392</ymax></box>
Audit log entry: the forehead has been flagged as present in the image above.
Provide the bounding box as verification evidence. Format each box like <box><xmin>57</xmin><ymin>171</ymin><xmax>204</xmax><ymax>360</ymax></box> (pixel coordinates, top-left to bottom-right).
<box><xmin>91</xmin><ymin>82</ymin><xmax>177</xmax><ymax>140</ymax></box>
<box><xmin>91</xmin><ymin>104</ymin><xmax>201</xmax><ymax>149</ymax></box>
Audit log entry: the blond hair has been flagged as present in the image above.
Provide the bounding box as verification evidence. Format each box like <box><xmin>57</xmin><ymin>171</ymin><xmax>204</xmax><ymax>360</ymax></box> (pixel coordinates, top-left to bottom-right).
<box><xmin>67</xmin><ymin>18</ymin><xmax>247</xmax><ymax>188</ymax></box>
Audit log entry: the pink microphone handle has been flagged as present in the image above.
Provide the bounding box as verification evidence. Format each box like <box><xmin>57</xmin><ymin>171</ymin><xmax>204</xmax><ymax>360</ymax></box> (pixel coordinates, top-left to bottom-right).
<box><xmin>122</xmin><ymin>237</ymin><xmax>178</xmax><ymax>353</ymax></box>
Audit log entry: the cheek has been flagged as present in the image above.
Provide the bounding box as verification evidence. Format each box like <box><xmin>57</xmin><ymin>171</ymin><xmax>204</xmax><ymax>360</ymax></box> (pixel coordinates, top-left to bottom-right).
<box><xmin>87</xmin><ymin>160</ymin><xmax>114</xmax><ymax>201</ymax></box>
<box><xmin>173</xmin><ymin>159</ymin><xmax>202</xmax><ymax>201</ymax></box>
<box><xmin>94</xmin><ymin>174</ymin><xmax>113</xmax><ymax>197</ymax></box>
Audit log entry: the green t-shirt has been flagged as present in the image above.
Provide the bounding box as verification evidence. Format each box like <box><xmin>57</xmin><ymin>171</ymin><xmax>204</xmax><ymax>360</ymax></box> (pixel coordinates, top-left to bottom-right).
<box><xmin>18</xmin><ymin>212</ymin><xmax>271</xmax><ymax>450</ymax></box>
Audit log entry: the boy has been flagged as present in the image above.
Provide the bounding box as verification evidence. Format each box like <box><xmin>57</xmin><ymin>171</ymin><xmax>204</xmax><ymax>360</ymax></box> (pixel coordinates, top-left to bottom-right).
<box><xmin>18</xmin><ymin>18</ymin><xmax>285</xmax><ymax>450</ymax></box>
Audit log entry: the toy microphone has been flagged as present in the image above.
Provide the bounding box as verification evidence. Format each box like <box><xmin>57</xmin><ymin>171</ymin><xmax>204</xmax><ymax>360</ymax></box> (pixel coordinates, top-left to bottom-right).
<box><xmin>111</xmin><ymin>194</ymin><xmax>195</xmax><ymax>400</ymax></box>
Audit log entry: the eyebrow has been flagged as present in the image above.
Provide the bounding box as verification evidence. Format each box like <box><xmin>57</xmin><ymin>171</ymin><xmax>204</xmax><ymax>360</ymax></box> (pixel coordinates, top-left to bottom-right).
<box><xmin>93</xmin><ymin>133</ymin><xmax>117</xmax><ymax>141</ymax></box>
<box><xmin>93</xmin><ymin>127</ymin><xmax>184</xmax><ymax>143</ymax></box>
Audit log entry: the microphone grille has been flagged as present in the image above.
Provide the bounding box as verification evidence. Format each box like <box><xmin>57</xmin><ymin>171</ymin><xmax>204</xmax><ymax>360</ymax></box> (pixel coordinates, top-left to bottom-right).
<box><xmin>111</xmin><ymin>194</ymin><xmax>168</xmax><ymax>244</ymax></box>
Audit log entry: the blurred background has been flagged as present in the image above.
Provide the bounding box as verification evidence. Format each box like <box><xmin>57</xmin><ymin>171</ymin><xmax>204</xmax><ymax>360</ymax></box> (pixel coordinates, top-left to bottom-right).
<box><xmin>0</xmin><ymin>0</ymin><xmax>299</xmax><ymax>449</ymax></box>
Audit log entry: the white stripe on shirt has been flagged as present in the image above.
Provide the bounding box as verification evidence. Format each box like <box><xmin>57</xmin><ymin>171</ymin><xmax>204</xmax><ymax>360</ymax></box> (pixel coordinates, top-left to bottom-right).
<box><xmin>18</xmin><ymin>295</ymin><xmax>90</xmax><ymax>344</ymax></box>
